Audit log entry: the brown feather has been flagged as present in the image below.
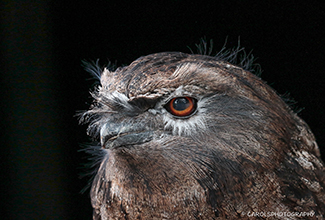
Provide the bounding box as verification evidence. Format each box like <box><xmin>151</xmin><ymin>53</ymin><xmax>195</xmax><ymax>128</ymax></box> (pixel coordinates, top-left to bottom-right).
<box><xmin>82</xmin><ymin>52</ymin><xmax>325</xmax><ymax>219</ymax></box>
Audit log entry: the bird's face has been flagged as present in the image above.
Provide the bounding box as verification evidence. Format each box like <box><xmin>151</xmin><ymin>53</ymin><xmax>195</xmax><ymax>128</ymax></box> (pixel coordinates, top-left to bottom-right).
<box><xmin>86</xmin><ymin>52</ymin><xmax>294</xmax><ymax>166</ymax></box>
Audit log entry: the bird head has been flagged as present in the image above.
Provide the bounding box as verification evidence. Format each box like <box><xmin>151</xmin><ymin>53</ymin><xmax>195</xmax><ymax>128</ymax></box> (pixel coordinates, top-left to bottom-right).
<box><xmin>80</xmin><ymin>51</ymin><xmax>323</xmax><ymax>218</ymax></box>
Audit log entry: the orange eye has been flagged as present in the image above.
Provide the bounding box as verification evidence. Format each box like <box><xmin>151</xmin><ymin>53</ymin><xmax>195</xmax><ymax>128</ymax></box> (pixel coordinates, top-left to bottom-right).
<box><xmin>165</xmin><ymin>97</ymin><xmax>197</xmax><ymax>117</ymax></box>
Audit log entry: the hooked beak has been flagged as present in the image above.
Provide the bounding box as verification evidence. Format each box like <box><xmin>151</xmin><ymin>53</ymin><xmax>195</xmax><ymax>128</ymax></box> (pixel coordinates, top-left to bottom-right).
<box><xmin>100</xmin><ymin>123</ymin><xmax>154</xmax><ymax>149</ymax></box>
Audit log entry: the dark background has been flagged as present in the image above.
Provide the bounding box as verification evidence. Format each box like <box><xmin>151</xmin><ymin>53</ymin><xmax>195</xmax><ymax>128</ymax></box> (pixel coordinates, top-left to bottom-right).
<box><xmin>1</xmin><ymin>1</ymin><xmax>324</xmax><ymax>219</ymax></box>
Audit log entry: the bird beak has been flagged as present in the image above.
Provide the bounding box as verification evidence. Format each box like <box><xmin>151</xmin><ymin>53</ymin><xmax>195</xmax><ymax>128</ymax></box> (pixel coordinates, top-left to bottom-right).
<box><xmin>100</xmin><ymin>123</ymin><xmax>154</xmax><ymax>149</ymax></box>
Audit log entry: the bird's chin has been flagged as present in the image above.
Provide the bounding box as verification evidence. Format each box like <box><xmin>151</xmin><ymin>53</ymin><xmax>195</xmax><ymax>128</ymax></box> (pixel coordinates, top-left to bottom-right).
<box><xmin>102</xmin><ymin>131</ymin><xmax>154</xmax><ymax>149</ymax></box>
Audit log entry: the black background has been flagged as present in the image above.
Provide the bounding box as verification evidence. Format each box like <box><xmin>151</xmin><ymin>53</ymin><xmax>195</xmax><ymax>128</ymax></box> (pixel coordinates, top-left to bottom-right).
<box><xmin>1</xmin><ymin>1</ymin><xmax>324</xmax><ymax>219</ymax></box>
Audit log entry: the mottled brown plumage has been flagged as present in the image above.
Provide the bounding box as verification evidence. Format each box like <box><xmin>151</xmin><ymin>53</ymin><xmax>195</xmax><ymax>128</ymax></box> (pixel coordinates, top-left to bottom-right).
<box><xmin>81</xmin><ymin>51</ymin><xmax>325</xmax><ymax>219</ymax></box>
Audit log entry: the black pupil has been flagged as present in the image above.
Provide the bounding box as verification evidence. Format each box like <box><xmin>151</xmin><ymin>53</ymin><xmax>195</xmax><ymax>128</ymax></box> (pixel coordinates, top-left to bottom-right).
<box><xmin>173</xmin><ymin>98</ymin><xmax>190</xmax><ymax>111</ymax></box>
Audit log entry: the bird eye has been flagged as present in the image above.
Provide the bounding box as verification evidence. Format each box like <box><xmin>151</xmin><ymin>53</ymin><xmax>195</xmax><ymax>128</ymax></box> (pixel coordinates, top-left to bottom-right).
<box><xmin>165</xmin><ymin>97</ymin><xmax>197</xmax><ymax>117</ymax></box>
